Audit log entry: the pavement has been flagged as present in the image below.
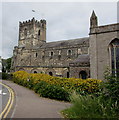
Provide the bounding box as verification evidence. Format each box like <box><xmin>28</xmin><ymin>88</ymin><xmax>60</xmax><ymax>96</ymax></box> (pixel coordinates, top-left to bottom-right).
<box><xmin>2</xmin><ymin>80</ymin><xmax>71</xmax><ymax>118</ymax></box>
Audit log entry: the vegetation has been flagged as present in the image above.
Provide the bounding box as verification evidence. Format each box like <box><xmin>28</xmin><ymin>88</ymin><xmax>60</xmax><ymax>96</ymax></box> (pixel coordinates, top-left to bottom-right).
<box><xmin>2</xmin><ymin>57</ymin><xmax>12</xmax><ymax>73</ymax></box>
<box><xmin>12</xmin><ymin>71</ymin><xmax>102</xmax><ymax>101</ymax></box>
<box><xmin>1</xmin><ymin>72</ymin><xmax>12</xmax><ymax>80</ymax></box>
<box><xmin>62</xmin><ymin>92</ymin><xmax>118</xmax><ymax>119</ymax></box>
<box><xmin>12</xmin><ymin>70</ymin><xmax>119</xmax><ymax>118</ymax></box>
<box><xmin>62</xmin><ymin>73</ymin><xmax>119</xmax><ymax>119</ymax></box>
<box><xmin>34</xmin><ymin>81</ymin><xmax>69</xmax><ymax>101</ymax></box>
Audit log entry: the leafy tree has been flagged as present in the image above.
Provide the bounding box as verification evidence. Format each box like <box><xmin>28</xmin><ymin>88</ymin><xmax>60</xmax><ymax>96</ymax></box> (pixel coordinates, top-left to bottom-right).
<box><xmin>2</xmin><ymin>57</ymin><xmax>12</xmax><ymax>73</ymax></box>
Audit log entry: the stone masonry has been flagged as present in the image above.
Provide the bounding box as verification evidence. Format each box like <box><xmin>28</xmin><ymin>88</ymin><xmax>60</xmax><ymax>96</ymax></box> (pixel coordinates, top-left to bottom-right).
<box><xmin>11</xmin><ymin>11</ymin><xmax>119</xmax><ymax>80</ymax></box>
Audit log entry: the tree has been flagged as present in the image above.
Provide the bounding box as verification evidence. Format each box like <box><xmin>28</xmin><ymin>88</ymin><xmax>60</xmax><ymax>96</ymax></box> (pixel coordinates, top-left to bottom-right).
<box><xmin>2</xmin><ymin>57</ymin><xmax>12</xmax><ymax>73</ymax></box>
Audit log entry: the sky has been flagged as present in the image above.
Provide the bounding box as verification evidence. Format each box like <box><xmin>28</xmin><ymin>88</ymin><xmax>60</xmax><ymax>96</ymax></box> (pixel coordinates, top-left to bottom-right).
<box><xmin>0</xmin><ymin>1</ymin><xmax>118</xmax><ymax>59</ymax></box>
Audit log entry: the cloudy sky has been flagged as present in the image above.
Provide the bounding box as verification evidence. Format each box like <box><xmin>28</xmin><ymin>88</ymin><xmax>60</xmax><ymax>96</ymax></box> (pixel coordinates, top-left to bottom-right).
<box><xmin>0</xmin><ymin>1</ymin><xmax>118</xmax><ymax>59</ymax></box>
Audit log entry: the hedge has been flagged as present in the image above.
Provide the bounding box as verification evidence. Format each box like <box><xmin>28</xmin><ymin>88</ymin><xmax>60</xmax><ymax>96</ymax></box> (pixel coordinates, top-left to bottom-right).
<box><xmin>12</xmin><ymin>71</ymin><xmax>102</xmax><ymax>101</ymax></box>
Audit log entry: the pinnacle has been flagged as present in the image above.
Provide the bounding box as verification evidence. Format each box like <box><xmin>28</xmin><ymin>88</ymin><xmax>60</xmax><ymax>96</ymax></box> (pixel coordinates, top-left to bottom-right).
<box><xmin>91</xmin><ymin>10</ymin><xmax>97</xmax><ymax>18</ymax></box>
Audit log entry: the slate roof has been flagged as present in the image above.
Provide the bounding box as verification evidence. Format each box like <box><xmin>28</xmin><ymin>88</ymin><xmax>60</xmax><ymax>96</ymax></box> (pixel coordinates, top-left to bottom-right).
<box><xmin>40</xmin><ymin>37</ymin><xmax>89</xmax><ymax>48</ymax></box>
<box><xmin>72</xmin><ymin>54</ymin><xmax>90</xmax><ymax>64</ymax></box>
<box><xmin>69</xmin><ymin>54</ymin><xmax>90</xmax><ymax>67</ymax></box>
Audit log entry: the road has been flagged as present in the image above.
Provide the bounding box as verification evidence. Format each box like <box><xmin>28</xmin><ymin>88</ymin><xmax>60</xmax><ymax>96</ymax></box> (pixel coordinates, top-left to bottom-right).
<box><xmin>0</xmin><ymin>81</ymin><xmax>14</xmax><ymax>119</ymax></box>
<box><xmin>0</xmin><ymin>83</ymin><xmax>9</xmax><ymax>113</ymax></box>
<box><xmin>2</xmin><ymin>80</ymin><xmax>70</xmax><ymax>118</ymax></box>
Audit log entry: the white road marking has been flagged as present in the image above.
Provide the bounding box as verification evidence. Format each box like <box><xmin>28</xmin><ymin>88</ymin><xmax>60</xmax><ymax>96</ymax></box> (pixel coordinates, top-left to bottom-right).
<box><xmin>0</xmin><ymin>90</ymin><xmax>7</xmax><ymax>95</ymax></box>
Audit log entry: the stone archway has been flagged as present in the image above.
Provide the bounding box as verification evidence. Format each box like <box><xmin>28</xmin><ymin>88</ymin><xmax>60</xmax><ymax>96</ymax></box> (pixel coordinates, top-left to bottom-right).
<box><xmin>46</xmin><ymin>68</ymin><xmax>56</xmax><ymax>76</ymax></box>
<box><xmin>31</xmin><ymin>69</ymin><xmax>39</xmax><ymax>73</ymax></box>
<box><xmin>18</xmin><ymin>68</ymin><xmax>25</xmax><ymax>71</ymax></box>
<box><xmin>49</xmin><ymin>71</ymin><xmax>53</xmax><ymax>76</ymax></box>
<box><xmin>79</xmin><ymin>71</ymin><xmax>87</xmax><ymax>79</ymax></box>
<box><xmin>62</xmin><ymin>68</ymin><xmax>69</xmax><ymax>78</ymax></box>
<box><xmin>34</xmin><ymin>71</ymin><xmax>37</xmax><ymax>73</ymax></box>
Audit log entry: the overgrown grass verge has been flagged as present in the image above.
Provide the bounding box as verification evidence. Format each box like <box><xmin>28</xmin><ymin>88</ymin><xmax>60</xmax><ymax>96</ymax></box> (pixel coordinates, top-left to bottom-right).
<box><xmin>61</xmin><ymin>92</ymin><xmax>119</xmax><ymax>119</ymax></box>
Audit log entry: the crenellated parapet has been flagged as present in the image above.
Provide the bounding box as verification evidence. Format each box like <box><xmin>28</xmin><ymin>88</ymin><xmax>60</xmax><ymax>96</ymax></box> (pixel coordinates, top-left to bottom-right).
<box><xmin>18</xmin><ymin>17</ymin><xmax>46</xmax><ymax>49</ymax></box>
<box><xmin>19</xmin><ymin>17</ymin><xmax>46</xmax><ymax>28</ymax></box>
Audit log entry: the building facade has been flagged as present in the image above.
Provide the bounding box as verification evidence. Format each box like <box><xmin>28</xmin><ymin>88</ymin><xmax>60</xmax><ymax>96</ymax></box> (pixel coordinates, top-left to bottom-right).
<box><xmin>11</xmin><ymin>11</ymin><xmax>119</xmax><ymax>80</ymax></box>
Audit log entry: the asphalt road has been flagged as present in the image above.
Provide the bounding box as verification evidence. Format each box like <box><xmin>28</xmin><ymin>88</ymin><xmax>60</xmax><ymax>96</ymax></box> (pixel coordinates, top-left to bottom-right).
<box><xmin>2</xmin><ymin>80</ymin><xmax>70</xmax><ymax>118</ymax></box>
<box><xmin>0</xmin><ymin>81</ymin><xmax>15</xmax><ymax>119</ymax></box>
<box><xmin>0</xmin><ymin>83</ymin><xmax>10</xmax><ymax>116</ymax></box>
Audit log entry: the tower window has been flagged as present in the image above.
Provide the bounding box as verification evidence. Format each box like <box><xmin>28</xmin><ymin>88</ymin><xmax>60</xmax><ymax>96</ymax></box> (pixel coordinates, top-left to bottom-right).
<box><xmin>24</xmin><ymin>28</ymin><xmax>27</xmax><ymax>36</ymax></box>
<box><xmin>38</xmin><ymin>30</ymin><xmax>40</xmax><ymax>36</ymax></box>
<box><xmin>34</xmin><ymin>53</ymin><xmax>38</xmax><ymax>57</ymax></box>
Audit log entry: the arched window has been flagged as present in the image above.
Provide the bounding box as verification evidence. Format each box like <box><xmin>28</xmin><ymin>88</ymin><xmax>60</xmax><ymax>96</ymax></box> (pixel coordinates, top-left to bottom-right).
<box><xmin>79</xmin><ymin>71</ymin><xmax>87</xmax><ymax>79</ymax></box>
<box><xmin>67</xmin><ymin>49</ymin><xmax>72</xmax><ymax>56</ymax></box>
<box><xmin>24</xmin><ymin>28</ymin><xmax>27</xmax><ymax>36</ymax></box>
<box><xmin>50</xmin><ymin>51</ymin><xmax>54</xmax><ymax>57</ymax></box>
<box><xmin>51</xmin><ymin>52</ymin><xmax>53</xmax><ymax>56</ymax></box>
<box><xmin>36</xmin><ymin>53</ymin><xmax>38</xmax><ymax>57</ymax></box>
<box><xmin>67</xmin><ymin>72</ymin><xmax>69</xmax><ymax>78</ymax></box>
<box><xmin>34</xmin><ymin>71</ymin><xmax>37</xmax><ymax>73</ymax></box>
<box><xmin>38</xmin><ymin>30</ymin><xmax>40</xmax><ymax>36</ymax></box>
<box><xmin>109</xmin><ymin>38</ymin><xmax>119</xmax><ymax>77</ymax></box>
<box><xmin>49</xmin><ymin>72</ymin><xmax>53</xmax><ymax>76</ymax></box>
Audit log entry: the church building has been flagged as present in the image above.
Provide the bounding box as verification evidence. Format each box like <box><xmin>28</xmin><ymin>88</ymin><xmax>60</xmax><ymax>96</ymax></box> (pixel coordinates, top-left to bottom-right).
<box><xmin>11</xmin><ymin>11</ymin><xmax>119</xmax><ymax>80</ymax></box>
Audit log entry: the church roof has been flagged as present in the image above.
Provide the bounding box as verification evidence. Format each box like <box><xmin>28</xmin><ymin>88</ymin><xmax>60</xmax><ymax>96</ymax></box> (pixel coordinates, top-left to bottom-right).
<box><xmin>73</xmin><ymin>54</ymin><xmax>90</xmax><ymax>63</ymax></box>
<box><xmin>40</xmin><ymin>37</ymin><xmax>89</xmax><ymax>49</ymax></box>
<box><xmin>69</xmin><ymin>54</ymin><xmax>90</xmax><ymax>67</ymax></box>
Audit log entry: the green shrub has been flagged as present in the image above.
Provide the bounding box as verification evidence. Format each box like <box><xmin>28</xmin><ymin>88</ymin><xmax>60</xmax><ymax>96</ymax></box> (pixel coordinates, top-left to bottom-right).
<box><xmin>34</xmin><ymin>81</ymin><xmax>69</xmax><ymax>101</ymax></box>
<box><xmin>2</xmin><ymin>72</ymin><xmax>12</xmax><ymax>80</ymax></box>
<box><xmin>62</xmin><ymin>92</ymin><xmax>118</xmax><ymax>119</ymax></box>
<box><xmin>104</xmin><ymin>76</ymin><xmax>119</xmax><ymax>103</ymax></box>
<box><xmin>13</xmin><ymin>71</ymin><xmax>102</xmax><ymax>95</ymax></box>
<box><xmin>99</xmin><ymin>75</ymin><xmax>119</xmax><ymax>114</ymax></box>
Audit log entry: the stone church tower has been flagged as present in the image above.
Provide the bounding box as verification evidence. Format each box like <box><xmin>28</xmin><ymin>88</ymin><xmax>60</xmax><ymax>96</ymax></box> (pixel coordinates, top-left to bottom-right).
<box><xmin>18</xmin><ymin>17</ymin><xmax>46</xmax><ymax>49</ymax></box>
<box><xmin>89</xmin><ymin>11</ymin><xmax>119</xmax><ymax>80</ymax></box>
<box><xmin>11</xmin><ymin>11</ymin><xmax>119</xmax><ymax>80</ymax></box>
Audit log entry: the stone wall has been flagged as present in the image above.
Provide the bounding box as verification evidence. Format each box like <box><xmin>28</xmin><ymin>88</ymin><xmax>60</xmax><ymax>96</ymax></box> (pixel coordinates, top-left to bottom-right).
<box><xmin>89</xmin><ymin>23</ymin><xmax>119</xmax><ymax>80</ymax></box>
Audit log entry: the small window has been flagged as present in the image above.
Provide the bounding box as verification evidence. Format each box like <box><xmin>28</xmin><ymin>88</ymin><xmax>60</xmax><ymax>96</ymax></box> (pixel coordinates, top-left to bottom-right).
<box><xmin>78</xmin><ymin>48</ymin><xmax>82</xmax><ymax>55</ymax></box>
<box><xmin>59</xmin><ymin>50</ymin><xmax>61</xmax><ymax>55</ymax></box>
<box><xmin>67</xmin><ymin>49</ymin><xmax>72</xmax><ymax>56</ymax></box>
<box><xmin>36</xmin><ymin>53</ymin><xmax>38</xmax><ymax>57</ymax></box>
<box><xmin>49</xmin><ymin>51</ymin><xmax>54</xmax><ymax>57</ymax></box>
<box><xmin>51</xmin><ymin>52</ymin><xmax>54</xmax><ymax>56</ymax></box>
<box><xmin>67</xmin><ymin>72</ymin><xmax>69</xmax><ymax>78</ymax></box>
<box><xmin>24</xmin><ymin>28</ymin><xmax>27</xmax><ymax>36</ymax></box>
<box><xmin>38</xmin><ymin>30</ymin><xmax>40</xmax><ymax>36</ymax></box>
